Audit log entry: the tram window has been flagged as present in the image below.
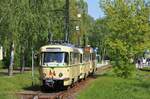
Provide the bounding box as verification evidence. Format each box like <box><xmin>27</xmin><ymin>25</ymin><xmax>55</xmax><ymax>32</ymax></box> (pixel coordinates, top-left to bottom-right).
<box><xmin>70</xmin><ymin>53</ymin><xmax>80</xmax><ymax>64</ymax></box>
<box><xmin>43</xmin><ymin>52</ymin><xmax>65</xmax><ymax>64</ymax></box>
<box><xmin>41</xmin><ymin>53</ymin><xmax>44</xmax><ymax>65</ymax></box>
<box><xmin>83</xmin><ymin>54</ymin><xmax>90</xmax><ymax>62</ymax></box>
<box><xmin>74</xmin><ymin>53</ymin><xmax>79</xmax><ymax>64</ymax></box>
<box><xmin>92</xmin><ymin>53</ymin><xmax>96</xmax><ymax>60</ymax></box>
<box><xmin>39</xmin><ymin>53</ymin><xmax>42</xmax><ymax>65</ymax></box>
<box><xmin>70</xmin><ymin>53</ymin><xmax>74</xmax><ymax>65</ymax></box>
<box><xmin>90</xmin><ymin>54</ymin><xmax>92</xmax><ymax>60</ymax></box>
<box><xmin>64</xmin><ymin>53</ymin><xmax>69</xmax><ymax>64</ymax></box>
<box><xmin>80</xmin><ymin>54</ymin><xmax>83</xmax><ymax>63</ymax></box>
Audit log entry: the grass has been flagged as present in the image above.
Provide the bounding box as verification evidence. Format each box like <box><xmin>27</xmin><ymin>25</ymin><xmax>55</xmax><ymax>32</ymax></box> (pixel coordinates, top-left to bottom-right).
<box><xmin>0</xmin><ymin>69</ymin><xmax>40</xmax><ymax>99</ymax></box>
<box><xmin>1</xmin><ymin>68</ymin><xmax>150</xmax><ymax>99</ymax></box>
<box><xmin>77</xmin><ymin>70</ymin><xmax>150</xmax><ymax>99</ymax></box>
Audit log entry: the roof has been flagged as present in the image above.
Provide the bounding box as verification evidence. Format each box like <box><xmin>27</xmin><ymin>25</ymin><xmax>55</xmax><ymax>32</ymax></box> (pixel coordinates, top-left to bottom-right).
<box><xmin>40</xmin><ymin>44</ymin><xmax>83</xmax><ymax>53</ymax></box>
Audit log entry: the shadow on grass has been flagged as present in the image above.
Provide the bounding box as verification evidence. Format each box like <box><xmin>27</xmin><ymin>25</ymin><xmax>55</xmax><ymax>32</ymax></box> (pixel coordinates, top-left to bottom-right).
<box><xmin>0</xmin><ymin>68</ymin><xmax>32</xmax><ymax>76</ymax></box>
<box><xmin>92</xmin><ymin>72</ymin><xmax>114</xmax><ymax>79</ymax></box>
<box><xmin>14</xmin><ymin>67</ymin><xmax>31</xmax><ymax>71</ymax></box>
<box><xmin>23</xmin><ymin>84</ymin><xmax>41</xmax><ymax>91</ymax></box>
<box><xmin>0</xmin><ymin>71</ymin><xmax>8</xmax><ymax>76</ymax></box>
<box><xmin>139</xmin><ymin>68</ymin><xmax>150</xmax><ymax>72</ymax></box>
<box><xmin>0</xmin><ymin>70</ymin><xmax>21</xmax><ymax>76</ymax></box>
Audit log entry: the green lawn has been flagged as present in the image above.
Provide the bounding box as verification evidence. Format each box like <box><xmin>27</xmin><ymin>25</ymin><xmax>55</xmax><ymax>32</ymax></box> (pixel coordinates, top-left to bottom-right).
<box><xmin>0</xmin><ymin>70</ymin><xmax>40</xmax><ymax>99</ymax></box>
<box><xmin>1</xmin><ymin>69</ymin><xmax>150</xmax><ymax>99</ymax></box>
<box><xmin>77</xmin><ymin>70</ymin><xmax>150</xmax><ymax>99</ymax></box>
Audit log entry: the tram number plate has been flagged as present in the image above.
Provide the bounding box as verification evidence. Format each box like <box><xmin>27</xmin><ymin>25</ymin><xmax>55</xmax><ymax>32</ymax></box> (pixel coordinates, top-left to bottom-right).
<box><xmin>46</xmin><ymin>79</ymin><xmax>54</xmax><ymax>83</ymax></box>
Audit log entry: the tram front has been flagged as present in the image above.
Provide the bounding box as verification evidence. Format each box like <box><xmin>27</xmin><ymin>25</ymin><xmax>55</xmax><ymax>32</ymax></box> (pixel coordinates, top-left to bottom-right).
<box><xmin>39</xmin><ymin>45</ymin><xmax>72</xmax><ymax>88</ymax></box>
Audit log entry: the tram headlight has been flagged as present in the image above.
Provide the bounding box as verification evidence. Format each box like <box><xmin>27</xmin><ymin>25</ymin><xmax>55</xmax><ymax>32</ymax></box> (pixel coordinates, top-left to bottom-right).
<box><xmin>59</xmin><ymin>73</ymin><xmax>63</xmax><ymax>77</ymax></box>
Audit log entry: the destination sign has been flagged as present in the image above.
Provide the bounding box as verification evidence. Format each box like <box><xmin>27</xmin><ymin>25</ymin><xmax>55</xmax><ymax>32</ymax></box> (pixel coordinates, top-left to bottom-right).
<box><xmin>84</xmin><ymin>47</ymin><xmax>91</xmax><ymax>53</ymax></box>
<box><xmin>46</xmin><ymin>48</ymin><xmax>61</xmax><ymax>52</ymax></box>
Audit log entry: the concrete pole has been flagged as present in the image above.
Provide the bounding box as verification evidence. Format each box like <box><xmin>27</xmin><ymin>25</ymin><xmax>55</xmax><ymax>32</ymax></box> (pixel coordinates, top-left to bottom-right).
<box><xmin>32</xmin><ymin>48</ymin><xmax>34</xmax><ymax>86</ymax></box>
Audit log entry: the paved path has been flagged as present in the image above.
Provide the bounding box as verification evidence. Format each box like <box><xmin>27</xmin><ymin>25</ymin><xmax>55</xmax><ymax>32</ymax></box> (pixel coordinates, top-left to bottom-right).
<box><xmin>96</xmin><ymin>63</ymin><xmax>109</xmax><ymax>68</ymax></box>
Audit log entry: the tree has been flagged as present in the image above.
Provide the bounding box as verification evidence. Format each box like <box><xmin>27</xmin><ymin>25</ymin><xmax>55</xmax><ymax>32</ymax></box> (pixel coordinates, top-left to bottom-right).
<box><xmin>0</xmin><ymin>0</ymin><xmax>95</xmax><ymax>75</ymax></box>
<box><xmin>97</xmin><ymin>0</ymin><xmax>150</xmax><ymax>78</ymax></box>
<box><xmin>89</xmin><ymin>18</ymin><xmax>109</xmax><ymax>62</ymax></box>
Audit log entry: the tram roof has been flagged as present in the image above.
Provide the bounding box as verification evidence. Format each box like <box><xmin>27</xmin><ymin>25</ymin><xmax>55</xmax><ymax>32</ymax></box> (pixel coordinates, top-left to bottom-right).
<box><xmin>40</xmin><ymin>44</ymin><xmax>82</xmax><ymax>53</ymax></box>
<box><xmin>76</xmin><ymin>48</ymin><xmax>83</xmax><ymax>54</ymax></box>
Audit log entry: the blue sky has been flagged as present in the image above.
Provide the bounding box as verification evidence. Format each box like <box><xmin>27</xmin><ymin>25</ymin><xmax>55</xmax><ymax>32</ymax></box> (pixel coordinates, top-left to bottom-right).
<box><xmin>86</xmin><ymin>0</ymin><xmax>104</xmax><ymax>19</ymax></box>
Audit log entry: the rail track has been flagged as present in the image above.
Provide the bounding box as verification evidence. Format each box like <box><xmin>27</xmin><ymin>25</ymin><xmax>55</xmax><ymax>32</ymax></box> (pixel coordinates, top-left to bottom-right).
<box><xmin>16</xmin><ymin>65</ymin><xmax>111</xmax><ymax>99</ymax></box>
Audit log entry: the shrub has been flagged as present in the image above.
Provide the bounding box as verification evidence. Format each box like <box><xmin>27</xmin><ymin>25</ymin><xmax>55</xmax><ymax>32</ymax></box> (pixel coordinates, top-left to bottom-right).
<box><xmin>113</xmin><ymin>61</ymin><xmax>135</xmax><ymax>78</ymax></box>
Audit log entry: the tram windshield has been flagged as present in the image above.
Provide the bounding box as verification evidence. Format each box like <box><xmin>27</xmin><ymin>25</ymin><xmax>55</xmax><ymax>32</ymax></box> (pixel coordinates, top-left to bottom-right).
<box><xmin>42</xmin><ymin>52</ymin><xmax>68</xmax><ymax>65</ymax></box>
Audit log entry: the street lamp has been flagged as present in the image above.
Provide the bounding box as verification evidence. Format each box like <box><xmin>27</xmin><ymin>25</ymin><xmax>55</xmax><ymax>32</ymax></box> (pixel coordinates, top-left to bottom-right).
<box><xmin>77</xmin><ymin>13</ymin><xmax>81</xmax><ymax>18</ymax></box>
<box><xmin>75</xmin><ymin>25</ymin><xmax>80</xmax><ymax>31</ymax></box>
<box><xmin>76</xmin><ymin>13</ymin><xmax>81</xmax><ymax>46</ymax></box>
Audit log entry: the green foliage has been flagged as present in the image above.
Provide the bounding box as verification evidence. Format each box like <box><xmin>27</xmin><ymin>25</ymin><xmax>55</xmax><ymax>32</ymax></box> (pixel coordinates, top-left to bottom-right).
<box><xmin>90</xmin><ymin>0</ymin><xmax>150</xmax><ymax>78</ymax></box>
<box><xmin>70</xmin><ymin>0</ymin><xmax>94</xmax><ymax>45</ymax></box>
<box><xmin>113</xmin><ymin>63</ymin><xmax>135</xmax><ymax>78</ymax></box>
<box><xmin>0</xmin><ymin>0</ymin><xmax>92</xmax><ymax>68</ymax></box>
<box><xmin>89</xmin><ymin>18</ymin><xmax>109</xmax><ymax>60</ymax></box>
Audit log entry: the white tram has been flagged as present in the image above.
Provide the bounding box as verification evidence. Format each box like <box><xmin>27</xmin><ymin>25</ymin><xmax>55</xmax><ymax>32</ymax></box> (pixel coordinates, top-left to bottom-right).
<box><xmin>39</xmin><ymin>44</ymin><xmax>96</xmax><ymax>89</ymax></box>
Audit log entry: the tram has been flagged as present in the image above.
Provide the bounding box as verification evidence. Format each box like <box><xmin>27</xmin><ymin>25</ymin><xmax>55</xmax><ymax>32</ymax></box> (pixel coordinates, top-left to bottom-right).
<box><xmin>39</xmin><ymin>43</ymin><xmax>97</xmax><ymax>89</ymax></box>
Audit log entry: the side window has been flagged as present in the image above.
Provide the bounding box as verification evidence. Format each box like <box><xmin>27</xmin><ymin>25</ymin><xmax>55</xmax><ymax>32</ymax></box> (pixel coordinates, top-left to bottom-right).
<box><xmin>80</xmin><ymin>54</ymin><xmax>83</xmax><ymax>63</ymax></box>
<box><xmin>74</xmin><ymin>53</ymin><xmax>77</xmax><ymax>64</ymax></box>
<box><xmin>70</xmin><ymin>53</ymin><xmax>80</xmax><ymax>64</ymax></box>
<box><xmin>83</xmin><ymin>54</ymin><xmax>85</xmax><ymax>62</ymax></box>
<box><xmin>70</xmin><ymin>52</ymin><xmax>74</xmax><ymax>65</ymax></box>
<box><xmin>92</xmin><ymin>53</ymin><xmax>96</xmax><ymax>60</ymax></box>
<box><xmin>39</xmin><ymin>53</ymin><xmax>42</xmax><ymax>66</ymax></box>
<box><xmin>90</xmin><ymin>54</ymin><xmax>92</xmax><ymax>61</ymax></box>
<box><xmin>42</xmin><ymin>53</ymin><xmax>44</xmax><ymax>65</ymax></box>
<box><xmin>83</xmin><ymin>54</ymin><xmax>87</xmax><ymax>62</ymax></box>
<box><xmin>64</xmin><ymin>53</ymin><xmax>69</xmax><ymax>64</ymax></box>
<box><xmin>74</xmin><ymin>53</ymin><xmax>80</xmax><ymax>64</ymax></box>
<box><xmin>83</xmin><ymin>54</ymin><xmax>90</xmax><ymax>62</ymax></box>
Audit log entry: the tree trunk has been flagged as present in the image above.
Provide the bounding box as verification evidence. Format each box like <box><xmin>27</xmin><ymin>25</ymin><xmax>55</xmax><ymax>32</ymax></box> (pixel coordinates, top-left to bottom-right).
<box><xmin>8</xmin><ymin>43</ymin><xmax>14</xmax><ymax>76</ymax></box>
<box><xmin>20</xmin><ymin>54</ymin><xmax>25</xmax><ymax>73</ymax></box>
<box><xmin>102</xmin><ymin>44</ymin><xmax>106</xmax><ymax>64</ymax></box>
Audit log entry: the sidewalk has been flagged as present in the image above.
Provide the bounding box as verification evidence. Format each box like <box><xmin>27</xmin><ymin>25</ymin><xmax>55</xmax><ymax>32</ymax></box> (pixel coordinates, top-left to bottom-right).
<box><xmin>96</xmin><ymin>63</ymin><xmax>109</xmax><ymax>68</ymax></box>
